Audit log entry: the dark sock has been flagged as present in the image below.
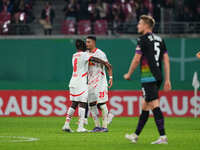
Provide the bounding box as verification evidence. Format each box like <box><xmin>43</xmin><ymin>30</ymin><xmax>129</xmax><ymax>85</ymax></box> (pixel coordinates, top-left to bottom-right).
<box><xmin>85</xmin><ymin>104</ymin><xmax>89</xmax><ymax>118</ymax></box>
<box><xmin>135</xmin><ymin>110</ymin><xmax>149</xmax><ymax>136</ymax></box>
<box><xmin>152</xmin><ymin>107</ymin><xmax>166</xmax><ymax>136</ymax></box>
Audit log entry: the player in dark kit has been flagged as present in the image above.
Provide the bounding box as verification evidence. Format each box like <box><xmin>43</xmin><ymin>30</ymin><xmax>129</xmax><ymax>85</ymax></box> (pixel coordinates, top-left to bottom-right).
<box><xmin>124</xmin><ymin>15</ymin><xmax>171</xmax><ymax>144</ymax></box>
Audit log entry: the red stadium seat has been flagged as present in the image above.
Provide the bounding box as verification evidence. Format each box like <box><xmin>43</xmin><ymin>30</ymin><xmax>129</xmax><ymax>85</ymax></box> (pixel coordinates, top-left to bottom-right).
<box><xmin>94</xmin><ymin>20</ymin><xmax>108</xmax><ymax>35</ymax></box>
<box><xmin>61</xmin><ymin>20</ymin><xmax>76</xmax><ymax>35</ymax></box>
<box><xmin>0</xmin><ymin>12</ymin><xmax>11</xmax><ymax>35</ymax></box>
<box><xmin>77</xmin><ymin>20</ymin><xmax>91</xmax><ymax>35</ymax></box>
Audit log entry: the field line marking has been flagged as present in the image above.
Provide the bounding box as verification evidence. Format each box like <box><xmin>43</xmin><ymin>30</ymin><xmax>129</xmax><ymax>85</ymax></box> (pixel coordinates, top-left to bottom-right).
<box><xmin>0</xmin><ymin>136</ymin><xmax>39</xmax><ymax>143</ymax></box>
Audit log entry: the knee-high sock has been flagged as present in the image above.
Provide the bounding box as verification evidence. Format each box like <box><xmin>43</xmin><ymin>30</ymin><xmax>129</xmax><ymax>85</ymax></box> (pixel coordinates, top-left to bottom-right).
<box><xmin>152</xmin><ymin>107</ymin><xmax>166</xmax><ymax>136</ymax></box>
<box><xmin>100</xmin><ymin>104</ymin><xmax>108</xmax><ymax>128</ymax></box>
<box><xmin>78</xmin><ymin>107</ymin><xmax>86</xmax><ymax>129</ymax></box>
<box><xmin>65</xmin><ymin>107</ymin><xmax>75</xmax><ymax>126</ymax></box>
<box><xmin>135</xmin><ymin>110</ymin><xmax>149</xmax><ymax>136</ymax></box>
<box><xmin>85</xmin><ymin>104</ymin><xmax>90</xmax><ymax>119</ymax></box>
<box><xmin>90</xmin><ymin>105</ymin><xmax>100</xmax><ymax>127</ymax></box>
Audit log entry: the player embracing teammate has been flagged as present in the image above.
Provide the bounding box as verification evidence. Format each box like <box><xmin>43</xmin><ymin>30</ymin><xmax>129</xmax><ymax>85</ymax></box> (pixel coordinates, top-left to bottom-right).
<box><xmin>62</xmin><ymin>39</ymin><xmax>112</xmax><ymax>132</ymax></box>
<box><xmin>86</xmin><ymin>36</ymin><xmax>113</xmax><ymax>132</ymax></box>
<box><xmin>62</xmin><ymin>37</ymin><xmax>113</xmax><ymax>132</ymax></box>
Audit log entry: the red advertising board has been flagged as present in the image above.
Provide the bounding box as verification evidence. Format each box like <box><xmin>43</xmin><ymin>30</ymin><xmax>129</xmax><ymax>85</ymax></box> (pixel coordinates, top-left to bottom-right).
<box><xmin>0</xmin><ymin>90</ymin><xmax>199</xmax><ymax>117</ymax></box>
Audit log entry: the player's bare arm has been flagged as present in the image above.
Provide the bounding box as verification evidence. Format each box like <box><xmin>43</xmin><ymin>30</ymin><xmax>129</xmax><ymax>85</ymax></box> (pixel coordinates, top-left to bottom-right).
<box><xmin>90</xmin><ymin>57</ymin><xmax>113</xmax><ymax>88</ymax></box>
<box><xmin>163</xmin><ymin>53</ymin><xmax>171</xmax><ymax>92</ymax></box>
<box><xmin>105</xmin><ymin>62</ymin><xmax>113</xmax><ymax>88</ymax></box>
<box><xmin>124</xmin><ymin>53</ymin><xmax>142</xmax><ymax>80</ymax></box>
<box><xmin>196</xmin><ymin>51</ymin><xmax>200</xmax><ymax>59</ymax></box>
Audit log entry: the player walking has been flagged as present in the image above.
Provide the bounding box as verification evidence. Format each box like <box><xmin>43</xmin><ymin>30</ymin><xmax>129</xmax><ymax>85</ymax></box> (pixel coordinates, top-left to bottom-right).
<box><xmin>124</xmin><ymin>15</ymin><xmax>171</xmax><ymax>144</ymax></box>
<box><xmin>62</xmin><ymin>39</ymin><xmax>111</xmax><ymax>133</ymax></box>
<box><xmin>86</xmin><ymin>36</ymin><xmax>113</xmax><ymax>132</ymax></box>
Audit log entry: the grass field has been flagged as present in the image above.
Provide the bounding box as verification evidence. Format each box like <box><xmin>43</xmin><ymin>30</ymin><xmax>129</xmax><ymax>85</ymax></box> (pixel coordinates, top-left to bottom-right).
<box><xmin>0</xmin><ymin>117</ymin><xmax>200</xmax><ymax>150</ymax></box>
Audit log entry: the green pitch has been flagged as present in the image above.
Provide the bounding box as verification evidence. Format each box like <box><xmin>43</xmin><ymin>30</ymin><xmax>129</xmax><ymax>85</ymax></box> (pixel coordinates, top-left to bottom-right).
<box><xmin>0</xmin><ymin>117</ymin><xmax>200</xmax><ymax>150</ymax></box>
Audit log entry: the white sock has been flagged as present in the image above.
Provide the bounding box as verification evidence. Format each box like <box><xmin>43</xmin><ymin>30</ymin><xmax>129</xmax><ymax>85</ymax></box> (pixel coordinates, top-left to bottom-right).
<box><xmin>78</xmin><ymin>107</ymin><xmax>86</xmax><ymax>129</ymax></box>
<box><xmin>133</xmin><ymin>133</ymin><xmax>138</xmax><ymax>137</ymax></box>
<box><xmin>65</xmin><ymin>107</ymin><xmax>75</xmax><ymax>126</ymax></box>
<box><xmin>90</xmin><ymin>105</ymin><xmax>100</xmax><ymax>127</ymax></box>
<box><xmin>100</xmin><ymin>104</ymin><xmax>108</xmax><ymax>128</ymax></box>
<box><xmin>160</xmin><ymin>135</ymin><xmax>167</xmax><ymax>138</ymax></box>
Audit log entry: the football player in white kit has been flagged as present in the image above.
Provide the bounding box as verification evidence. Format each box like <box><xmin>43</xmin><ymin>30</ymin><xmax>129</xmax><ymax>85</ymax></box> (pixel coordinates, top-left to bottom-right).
<box><xmin>86</xmin><ymin>36</ymin><xmax>113</xmax><ymax>132</ymax></box>
<box><xmin>62</xmin><ymin>39</ymin><xmax>112</xmax><ymax>133</ymax></box>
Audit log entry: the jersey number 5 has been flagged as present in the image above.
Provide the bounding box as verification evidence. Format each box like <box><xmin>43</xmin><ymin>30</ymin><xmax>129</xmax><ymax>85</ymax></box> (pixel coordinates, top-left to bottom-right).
<box><xmin>154</xmin><ymin>42</ymin><xmax>160</xmax><ymax>67</ymax></box>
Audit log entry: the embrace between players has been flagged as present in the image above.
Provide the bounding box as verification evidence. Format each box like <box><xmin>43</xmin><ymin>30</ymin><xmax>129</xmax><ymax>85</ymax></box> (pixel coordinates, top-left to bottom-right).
<box><xmin>62</xmin><ymin>36</ymin><xmax>114</xmax><ymax>133</ymax></box>
<box><xmin>63</xmin><ymin>14</ymin><xmax>172</xmax><ymax>144</ymax></box>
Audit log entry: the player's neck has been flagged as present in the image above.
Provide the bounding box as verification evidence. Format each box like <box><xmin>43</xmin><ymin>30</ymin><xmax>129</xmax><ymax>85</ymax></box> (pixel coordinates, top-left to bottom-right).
<box><xmin>90</xmin><ymin>47</ymin><xmax>97</xmax><ymax>53</ymax></box>
<box><xmin>143</xmin><ymin>29</ymin><xmax>152</xmax><ymax>35</ymax></box>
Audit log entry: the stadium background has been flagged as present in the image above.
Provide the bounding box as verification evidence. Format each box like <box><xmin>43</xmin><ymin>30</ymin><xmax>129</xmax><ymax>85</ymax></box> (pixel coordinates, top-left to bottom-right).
<box><xmin>0</xmin><ymin>37</ymin><xmax>199</xmax><ymax>90</ymax></box>
<box><xmin>0</xmin><ymin>0</ymin><xmax>200</xmax><ymax>117</ymax></box>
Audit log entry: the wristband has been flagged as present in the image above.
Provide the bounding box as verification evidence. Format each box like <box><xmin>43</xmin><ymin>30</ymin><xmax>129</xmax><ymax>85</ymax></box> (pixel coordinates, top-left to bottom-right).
<box><xmin>109</xmin><ymin>76</ymin><xmax>113</xmax><ymax>79</ymax></box>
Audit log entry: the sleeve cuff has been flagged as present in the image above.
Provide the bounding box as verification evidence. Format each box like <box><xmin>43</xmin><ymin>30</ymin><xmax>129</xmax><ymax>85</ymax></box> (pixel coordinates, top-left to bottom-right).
<box><xmin>164</xmin><ymin>51</ymin><xmax>168</xmax><ymax>54</ymax></box>
<box><xmin>135</xmin><ymin>50</ymin><xmax>142</xmax><ymax>55</ymax></box>
<box><xmin>88</xmin><ymin>56</ymin><xmax>93</xmax><ymax>61</ymax></box>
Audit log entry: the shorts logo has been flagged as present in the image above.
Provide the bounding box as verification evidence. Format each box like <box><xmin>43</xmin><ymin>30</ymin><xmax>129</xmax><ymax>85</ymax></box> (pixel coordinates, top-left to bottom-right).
<box><xmin>142</xmin><ymin>88</ymin><xmax>146</xmax><ymax>99</ymax></box>
<box><xmin>99</xmin><ymin>92</ymin><xmax>105</xmax><ymax>99</ymax></box>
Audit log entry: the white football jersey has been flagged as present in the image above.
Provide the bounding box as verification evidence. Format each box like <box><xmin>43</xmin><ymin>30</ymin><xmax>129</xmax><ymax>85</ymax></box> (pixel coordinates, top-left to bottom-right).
<box><xmin>69</xmin><ymin>51</ymin><xmax>91</xmax><ymax>91</ymax></box>
<box><xmin>88</xmin><ymin>48</ymin><xmax>108</xmax><ymax>90</ymax></box>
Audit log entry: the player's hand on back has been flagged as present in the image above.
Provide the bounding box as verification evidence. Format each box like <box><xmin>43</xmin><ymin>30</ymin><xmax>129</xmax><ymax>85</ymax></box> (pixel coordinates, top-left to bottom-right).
<box><xmin>163</xmin><ymin>80</ymin><xmax>171</xmax><ymax>92</ymax></box>
<box><xmin>123</xmin><ymin>73</ymin><xmax>131</xmax><ymax>80</ymax></box>
<box><xmin>196</xmin><ymin>51</ymin><xmax>200</xmax><ymax>59</ymax></box>
<box><xmin>108</xmin><ymin>78</ymin><xmax>113</xmax><ymax>88</ymax></box>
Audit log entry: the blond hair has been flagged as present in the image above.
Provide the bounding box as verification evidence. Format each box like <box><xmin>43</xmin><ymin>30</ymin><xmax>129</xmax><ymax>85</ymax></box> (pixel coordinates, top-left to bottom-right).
<box><xmin>140</xmin><ymin>15</ymin><xmax>155</xmax><ymax>29</ymax></box>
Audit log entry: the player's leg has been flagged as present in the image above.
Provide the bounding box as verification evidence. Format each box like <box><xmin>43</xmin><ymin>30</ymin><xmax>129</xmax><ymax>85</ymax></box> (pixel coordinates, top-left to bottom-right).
<box><xmin>150</xmin><ymin>82</ymin><xmax>168</xmax><ymax>144</ymax></box>
<box><xmin>89</xmin><ymin>101</ymin><xmax>101</xmax><ymax>132</ymax></box>
<box><xmin>135</xmin><ymin>99</ymin><xmax>150</xmax><ymax>135</ymax></box>
<box><xmin>107</xmin><ymin>111</ymin><xmax>115</xmax><ymax>125</ymax></box>
<box><xmin>88</xmin><ymin>91</ymin><xmax>101</xmax><ymax>132</ymax></box>
<box><xmin>97</xmin><ymin>103</ymin><xmax>109</xmax><ymax>132</ymax></box>
<box><xmin>151</xmin><ymin>99</ymin><xmax>168</xmax><ymax>144</ymax></box>
<box><xmin>84</xmin><ymin>103</ymin><xmax>89</xmax><ymax>125</ymax></box>
<box><xmin>62</xmin><ymin>101</ymin><xmax>78</xmax><ymax>132</ymax></box>
<box><xmin>77</xmin><ymin>102</ymin><xmax>88</xmax><ymax>132</ymax></box>
<box><xmin>125</xmin><ymin>84</ymin><xmax>154</xmax><ymax>143</ymax></box>
<box><xmin>97</xmin><ymin>89</ymin><xmax>115</xmax><ymax>126</ymax></box>
<box><xmin>125</xmin><ymin>99</ymin><xmax>150</xmax><ymax>143</ymax></box>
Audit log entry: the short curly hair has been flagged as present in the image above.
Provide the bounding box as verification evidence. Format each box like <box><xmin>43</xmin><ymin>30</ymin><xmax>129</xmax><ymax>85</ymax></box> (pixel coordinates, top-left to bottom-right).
<box><xmin>75</xmin><ymin>39</ymin><xmax>86</xmax><ymax>51</ymax></box>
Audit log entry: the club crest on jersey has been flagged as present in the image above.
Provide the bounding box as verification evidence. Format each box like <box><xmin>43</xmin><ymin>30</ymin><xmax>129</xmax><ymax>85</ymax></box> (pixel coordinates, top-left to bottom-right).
<box><xmin>89</xmin><ymin>61</ymin><xmax>95</xmax><ymax>66</ymax></box>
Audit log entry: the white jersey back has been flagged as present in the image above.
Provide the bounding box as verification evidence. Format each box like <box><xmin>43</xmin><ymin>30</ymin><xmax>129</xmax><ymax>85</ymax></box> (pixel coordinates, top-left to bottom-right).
<box><xmin>88</xmin><ymin>48</ymin><xmax>108</xmax><ymax>89</ymax></box>
<box><xmin>69</xmin><ymin>51</ymin><xmax>91</xmax><ymax>89</ymax></box>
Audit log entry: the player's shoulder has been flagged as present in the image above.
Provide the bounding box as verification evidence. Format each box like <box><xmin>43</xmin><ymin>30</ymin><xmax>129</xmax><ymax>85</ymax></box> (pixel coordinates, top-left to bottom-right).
<box><xmin>137</xmin><ymin>34</ymin><xmax>146</xmax><ymax>41</ymax></box>
<box><xmin>152</xmin><ymin>33</ymin><xmax>163</xmax><ymax>42</ymax></box>
<box><xmin>96</xmin><ymin>48</ymin><xmax>106</xmax><ymax>55</ymax></box>
<box><xmin>140</xmin><ymin>33</ymin><xmax>163</xmax><ymax>43</ymax></box>
<box><xmin>137</xmin><ymin>34</ymin><xmax>147</xmax><ymax>44</ymax></box>
<box><xmin>73</xmin><ymin>51</ymin><xmax>88</xmax><ymax>57</ymax></box>
<box><xmin>96</xmin><ymin>48</ymin><xmax>104</xmax><ymax>53</ymax></box>
<box><xmin>72</xmin><ymin>51</ymin><xmax>80</xmax><ymax>57</ymax></box>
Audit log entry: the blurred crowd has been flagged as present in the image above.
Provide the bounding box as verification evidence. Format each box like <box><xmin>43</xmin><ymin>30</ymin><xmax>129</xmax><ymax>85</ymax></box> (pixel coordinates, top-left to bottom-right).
<box><xmin>0</xmin><ymin>0</ymin><xmax>35</xmax><ymax>34</ymax></box>
<box><xmin>0</xmin><ymin>0</ymin><xmax>200</xmax><ymax>35</ymax></box>
<box><xmin>63</xmin><ymin>0</ymin><xmax>200</xmax><ymax>22</ymax></box>
<box><xmin>62</xmin><ymin>0</ymin><xmax>200</xmax><ymax>33</ymax></box>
